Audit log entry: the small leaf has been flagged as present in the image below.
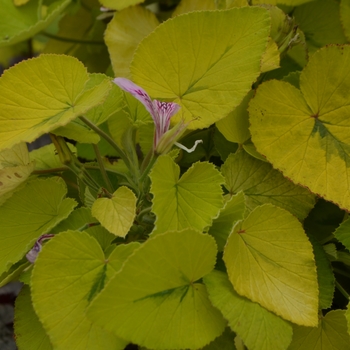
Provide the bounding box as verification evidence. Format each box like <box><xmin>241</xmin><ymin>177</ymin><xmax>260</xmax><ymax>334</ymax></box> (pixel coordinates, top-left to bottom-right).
<box><xmin>131</xmin><ymin>7</ymin><xmax>270</xmax><ymax>129</ymax></box>
<box><xmin>92</xmin><ymin>186</ymin><xmax>137</xmax><ymax>237</ymax></box>
<box><xmin>204</xmin><ymin>270</ymin><xmax>293</xmax><ymax>350</ymax></box>
<box><xmin>0</xmin><ymin>177</ymin><xmax>77</xmax><ymax>274</ymax></box>
<box><xmin>14</xmin><ymin>285</ymin><xmax>53</xmax><ymax>350</ymax></box>
<box><xmin>0</xmin><ymin>54</ymin><xmax>111</xmax><ymax>152</ymax></box>
<box><xmin>290</xmin><ymin>310</ymin><xmax>350</xmax><ymax>349</ymax></box>
<box><xmin>224</xmin><ymin>204</ymin><xmax>319</xmax><ymax>326</ymax></box>
<box><xmin>221</xmin><ymin>150</ymin><xmax>315</xmax><ymax>219</ymax></box>
<box><xmin>31</xmin><ymin>231</ymin><xmax>130</xmax><ymax>350</ymax></box>
<box><xmin>87</xmin><ymin>229</ymin><xmax>226</xmax><ymax>349</ymax></box>
<box><xmin>150</xmin><ymin>155</ymin><xmax>224</xmax><ymax>234</ymax></box>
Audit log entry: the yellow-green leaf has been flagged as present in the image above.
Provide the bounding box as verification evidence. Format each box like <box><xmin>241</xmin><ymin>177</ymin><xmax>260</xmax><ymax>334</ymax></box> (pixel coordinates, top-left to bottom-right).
<box><xmin>172</xmin><ymin>0</ymin><xmax>216</xmax><ymax>16</ymax></box>
<box><xmin>100</xmin><ymin>0</ymin><xmax>144</xmax><ymax>10</ymax></box>
<box><xmin>249</xmin><ymin>45</ymin><xmax>350</xmax><ymax>211</ymax></box>
<box><xmin>224</xmin><ymin>204</ymin><xmax>318</xmax><ymax>326</ymax></box>
<box><xmin>261</xmin><ymin>38</ymin><xmax>280</xmax><ymax>73</ymax></box>
<box><xmin>341</xmin><ymin>0</ymin><xmax>350</xmax><ymax>42</ymax></box>
<box><xmin>216</xmin><ymin>91</ymin><xmax>253</xmax><ymax>144</ymax></box>
<box><xmin>131</xmin><ymin>7</ymin><xmax>270</xmax><ymax>129</ymax></box>
<box><xmin>0</xmin><ymin>177</ymin><xmax>77</xmax><ymax>274</ymax></box>
<box><xmin>294</xmin><ymin>0</ymin><xmax>347</xmax><ymax>54</ymax></box>
<box><xmin>290</xmin><ymin>310</ymin><xmax>350</xmax><ymax>349</ymax></box>
<box><xmin>208</xmin><ymin>192</ymin><xmax>246</xmax><ymax>251</ymax></box>
<box><xmin>87</xmin><ymin>229</ymin><xmax>226</xmax><ymax>349</ymax></box>
<box><xmin>0</xmin><ymin>143</ymin><xmax>34</xmax><ymax>205</ymax></box>
<box><xmin>221</xmin><ymin>150</ymin><xmax>315</xmax><ymax>219</ymax></box>
<box><xmin>0</xmin><ymin>0</ymin><xmax>70</xmax><ymax>47</ymax></box>
<box><xmin>31</xmin><ymin>230</ymin><xmax>130</xmax><ymax>350</ymax></box>
<box><xmin>14</xmin><ymin>285</ymin><xmax>53</xmax><ymax>350</ymax></box>
<box><xmin>0</xmin><ymin>54</ymin><xmax>111</xmax><ymax>152</ymax></box>
<box><xmin>204</xmin><ymin>270</ymin><xmax>293</xmax><ymax>350</ymax></box>
<box><xmin>105</xmin><ymin>6</ymin><xmax>159</xmax><ymax>78</ymax></box>
<box><xmin>92</xmin><ymin>186</ymin><xmax>137</xmax><ymax>237</ymax></box>
<box><xmin>150</xmin><ymin>155</ymin><xmax>224</xmax><ymax>235</ymax></box>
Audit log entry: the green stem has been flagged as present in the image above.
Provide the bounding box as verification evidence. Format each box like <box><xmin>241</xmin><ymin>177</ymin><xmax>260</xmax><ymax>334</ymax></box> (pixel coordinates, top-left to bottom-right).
<box><xmin>33</xmin><ymin>167</ymin><xmax>68</xmax><ymax>174</ymax></box>
<box><xmin>93</xmin><ymin>144</ymin><xmax>114</xmax><ymax>193</ymax></box>
<box><xmin>79</xmin><ymin>116</ymin><xmax>131</xmax><ymax>168</ymax></box>
<box><xmin>137</xmin><ymin>206</ymin><xmax>152</xmax><ymax>220</ymax></box>
<box><xmin>139</xmin><ymin>153</ymin><xmax>157</xmax><ymax>186</ymax></box>
<box><xmin>41</xmin><ymin>32</ymin><xmax>105</xmax><ymax>45</ymax></box>
<box><xmin>333</xmin><ymin>268</ymin><xmax>350</xmax><ymax>279</ymax></box>
<box><xmin>335</xmin><ymin>280</ymin><xmax>350</xmax><ymax>300</ymax></box>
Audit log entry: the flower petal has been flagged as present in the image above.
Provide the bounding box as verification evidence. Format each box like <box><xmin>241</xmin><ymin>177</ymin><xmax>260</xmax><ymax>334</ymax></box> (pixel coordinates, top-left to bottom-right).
<box><xmin>153</xmin><ymin>100</ymin><xmax>181</xmax><ymax>145</ymax></box>
<box><xmin>113</xmin><ymin>78</ymin><xmax>155</xmax><ymax>119</ymax></box>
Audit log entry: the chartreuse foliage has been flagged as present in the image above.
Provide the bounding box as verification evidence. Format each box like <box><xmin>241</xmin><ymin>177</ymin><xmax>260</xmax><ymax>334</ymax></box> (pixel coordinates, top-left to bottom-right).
<box><xmin>0</xmin><ymin>177</ymin><xmax>76</xmax><ymax>275</ymax></box>
<box><xmin>14</xmin><ymin>285</ymin><xmax>53</xmax><ymax>350</ymax></box>
<box><xmin>250</xmin><ymin>45</ymin><xmax>350</xmax><ymax>211</ymax></box>
<box><xmin>1</xmin><ymin>0</ymin><xmax>350</xmax><ymax>349</ymax></box>
<box><xmin>131</xmin><ymin>6</ymin><xmax>270</xmax><ymax>129</ymax></box>
<box><xmin>150</xmin><ymin>155</ymin><xmax>224</xmax><ymax>234</ymax></box>
<box><xmin>204</xmin><ymin>270</ymin><xmax>293</xmax><ymax>350</ymax></box>
<box><xmin>0</xmin><ymin>0</ymin><xmax>71</xmax><ymax>47</ymax></box>
<box><xmin>224</xmin><ymin>204</ymin><xmax>318</xmax><ymax>326</ymax></box>
<box><xmin>87</xmin><ymin>229</ymin><xmax>226</xmax><ymax>349</ymax></box>
<box><xmin>0</xmin><ymin>54</ymin><xmax>111</xmax><ymax>151</ymax></box>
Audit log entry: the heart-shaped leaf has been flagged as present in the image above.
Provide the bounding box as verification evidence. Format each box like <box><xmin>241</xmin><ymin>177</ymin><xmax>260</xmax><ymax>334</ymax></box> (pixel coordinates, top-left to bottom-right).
<box><xmin>92</xmin><ymin>186</ymin><xmax>137</xmax><ymax>237</ymax></box>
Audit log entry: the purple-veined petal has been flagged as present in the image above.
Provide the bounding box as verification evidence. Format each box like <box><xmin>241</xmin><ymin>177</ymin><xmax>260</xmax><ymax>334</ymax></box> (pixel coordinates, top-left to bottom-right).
<box><xmin>153</xmin><ymin>100</ymin><xmax>181</xmax><ymax>147</ymax></box>
<box><xmin>113</xmin><ymin>78</ymin><xmax>156</xmax><ymax>120</ymax></box>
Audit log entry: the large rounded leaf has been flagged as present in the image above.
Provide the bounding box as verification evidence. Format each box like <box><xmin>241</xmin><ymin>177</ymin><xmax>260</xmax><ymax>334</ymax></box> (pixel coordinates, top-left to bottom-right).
<box><xmin>0</xmin><ymin>54</ymin><xmax>111</xmax><ymax>152</ymax></box>
<box><xmin>131</xmin><ymin>7</ymin><xmax>270</xmax><ymax>129</ymax></box>
<box><xmin>0</xmin><ymin>177</ymin><xmax>76</xmax><ymax>275</ymax></box>
<box><xmin>223</xmin><ymin>204</ymin><xmax>318</xmax><ymax>326</ymax></box>
<box><xmin>31</xmin><ymin>231</ymin><xmax>133</xmax><ymax>350</ymax></box>
<box><xmin>249</xmin><ymin>45</ymin><xmax>350</xmax><ymax>211</ymax></box>
<box><xmin>150</xmin><ymin>155</ymin><xmax>224</xmax><ymax>234</ymax></box>
<box><xmin>87</xmin><ymin>229</ymin><xmax>225</xmax><ymax>349</ymax></box>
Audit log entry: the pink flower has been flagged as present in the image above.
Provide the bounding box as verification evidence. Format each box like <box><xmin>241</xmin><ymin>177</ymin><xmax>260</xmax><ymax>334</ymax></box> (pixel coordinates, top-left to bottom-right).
<box><xmin>114</xmin><ymin>78</ymin><xmax>182</xmax><ymax>152</ymax></box>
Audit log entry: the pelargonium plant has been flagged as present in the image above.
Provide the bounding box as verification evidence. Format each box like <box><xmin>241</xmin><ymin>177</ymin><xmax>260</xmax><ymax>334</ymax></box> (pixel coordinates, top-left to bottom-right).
<box><xmin>1</xmin><ymin>0</ymin><xmax>350</xmax><ymax>349</ymax></box>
